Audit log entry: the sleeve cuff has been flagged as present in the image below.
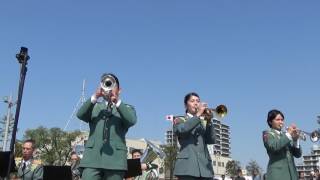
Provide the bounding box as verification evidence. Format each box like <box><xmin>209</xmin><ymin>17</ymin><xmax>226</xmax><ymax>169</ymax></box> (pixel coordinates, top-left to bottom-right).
<box><xmin>293</xmin><ymin>139</ymin><xmax>300</xmax><ymax>148</ymax></box>
<box><xmin>91</xmin><ymin>95</ymin><xmax>97</xmax><ymax>104</ymax></box>
<box><xmin>115</xmin><ymin>99</ymin><xmax>122</xmax><ymax>107</ymax></box>
<box><xmin>286</xmin><ymin>132</ymin><xmax>293</xmax><ymax>141</ymax></box>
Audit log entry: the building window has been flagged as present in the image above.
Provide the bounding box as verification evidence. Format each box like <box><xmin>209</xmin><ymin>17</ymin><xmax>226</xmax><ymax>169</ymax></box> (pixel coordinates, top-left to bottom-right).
<box><xmin>213</xmin><ymin>161</ymin><xmax>216</xmax><ymax>166</ymax></box>
<box><xmin>218</xmin><ymin>162</ymin><xmax>221</xmax><ymax>167</ymax></box>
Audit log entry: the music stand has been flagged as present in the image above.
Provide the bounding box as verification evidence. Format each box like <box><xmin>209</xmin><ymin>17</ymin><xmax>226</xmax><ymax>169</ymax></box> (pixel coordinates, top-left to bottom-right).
<box><xmin>43</xmin><ymin>166</ymin><xmax>72</xmax><ymax>180</ymax></box>
<box><xmin>124</xmin><ymin>159</ymin><xmax>142</xmax><ymax>178</ymax></box>
<box><xmin>0</xmin><ymin>151</ymin><xmax>16</xmax><ymax>178</ymax></box>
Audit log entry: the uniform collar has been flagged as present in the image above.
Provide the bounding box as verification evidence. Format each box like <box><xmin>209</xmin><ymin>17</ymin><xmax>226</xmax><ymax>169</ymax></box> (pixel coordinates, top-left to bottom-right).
<box><xmin>22</xmin><ymin>158</ymin><xmax>32</xmax><ymax>166</ymax></box>
<box><xmin>186</xmin><ymin>113</ymin><xmax>193</xmax><ymax>118</ymax></box>
<box><xmin>271</xmin><ymin>128</ymin><xmax>281</xmax><ymax>135</ymax></box>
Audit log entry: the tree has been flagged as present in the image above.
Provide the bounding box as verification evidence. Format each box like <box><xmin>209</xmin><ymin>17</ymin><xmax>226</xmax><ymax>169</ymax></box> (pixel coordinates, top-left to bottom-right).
<box><xmin>246</xmin><ymin>160</ymin><xmax>262</xmax><ymax>176</ymax></box>
<box><xmin>225</xmin><ymin>160</ymin><xmax>241</xmax><ymax>178</ymax></box>
<box><xmin>14</xmin><ymin>141</ymin><xmax>23</xmax><ymax>157</ymax></box>
<box><xmin>24</xmin><ymin>126</ymin><xmax>81</xmax><ymax>165</ymax></box>
<box><xmin>163</xmin><ymin>144</ymin><xmax>178</xmax><ymax>179</ymax></box>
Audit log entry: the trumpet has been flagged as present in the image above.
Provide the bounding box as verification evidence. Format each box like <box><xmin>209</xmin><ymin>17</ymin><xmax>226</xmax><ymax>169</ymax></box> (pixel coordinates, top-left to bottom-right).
<box><xmin>201</xmin><ymin>104</ymin><xmax>228</xmax><ymax>121</ymax></box>
<box><xmin>285</xmin><ymin>127</ymin><xmax>320</xmax><ymax>142</ymax></box>
<box><xmin>100</xmin><ymin>74</ymin><xmax>117</xmax><ymax>97</ymax></box>
<box><xmin>297</xmin><ymin>130</ymin><xmax>320</xmax><ymax>142</ymax></box>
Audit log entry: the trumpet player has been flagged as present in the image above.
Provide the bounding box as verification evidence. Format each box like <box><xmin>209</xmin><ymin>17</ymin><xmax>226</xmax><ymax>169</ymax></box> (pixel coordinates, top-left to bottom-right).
<box><xmin>173</xmin><ymin>92</ymin><xmax>216</xmax><ymax>180</ymax></box>
<box><xmin>263</xmin><ymin>109</ymin><xmax>302</xmax><ymax>180</ymax></box>
<box><xmin>77</xmin><ymin>73</ymin><xmax>137</xmax><ymax>180</ymax></box>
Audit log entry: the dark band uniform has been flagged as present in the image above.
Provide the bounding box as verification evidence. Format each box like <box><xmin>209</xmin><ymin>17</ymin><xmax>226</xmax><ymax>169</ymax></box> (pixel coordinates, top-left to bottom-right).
<box><xmin>17</xmin><ymin>158</ymin><xmax>43</xmax><ymax>180</ymax></box>
<box><xmin>77</xmin><ymin>98</ymin><xmax>137</xmax><ymax>180</ymax></box>
<box><xmin>263</xmin><ymin>128</ymin><xmax>302</xmax><ymax>180</ymax></box>
<box><xmin>173</xmin><ymin>114</ymin><xmax>216</xmax><ymax>179</ymax></box>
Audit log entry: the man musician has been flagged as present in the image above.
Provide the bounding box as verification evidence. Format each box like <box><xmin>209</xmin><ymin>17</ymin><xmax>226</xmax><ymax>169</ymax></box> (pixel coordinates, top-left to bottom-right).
<box><xmin>77</xmin><ymin>73</ymin><xmax>137</xmax><ymax>180</ymax></box>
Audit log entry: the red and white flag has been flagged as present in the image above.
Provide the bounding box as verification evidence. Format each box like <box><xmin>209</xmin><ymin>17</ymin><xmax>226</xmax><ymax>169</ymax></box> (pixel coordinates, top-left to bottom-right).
<box><xmin>165</xmin><ymin>115</ymin><xmax>174</xmax><ymax>121</ymax></box>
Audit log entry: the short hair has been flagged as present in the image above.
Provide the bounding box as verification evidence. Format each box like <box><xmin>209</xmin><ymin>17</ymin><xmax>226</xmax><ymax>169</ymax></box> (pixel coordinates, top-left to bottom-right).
<box><xmin>267</xmin><ymin>109</ymin><xmax>284</xmax><ymax>128</ymax></box>
<box><xmin>70</xmin><ymin>151</ymin><xmax>77</xmax><ymax>156</ymax></box>
<box><xmin>131</xmin><ymin>149</ymin><xmax>142</xmax><ymax>156</ymax></box>
<box><xmin>184</xmin><ymin>92</ymin><xmax>200</xmax><ymax>106</ymax></box>
<box><xmin>237</xmin><ymin>169</ymin><xmax>242</xmax><ymax>173</ymax></box>
<box><xmin>101</xmin><ymin>73</ymin><xmax>120</xmax><ymax>88</ymax></box>
<box><xmin>23</xmin><ymin>139</ymin><xmax>36</xmax><ymax>149</ymax></box>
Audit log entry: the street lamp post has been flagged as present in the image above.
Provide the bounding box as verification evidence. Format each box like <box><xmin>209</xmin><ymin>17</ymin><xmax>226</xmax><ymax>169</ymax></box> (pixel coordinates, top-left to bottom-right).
<box><xmin>6</xmin><ymin>47</ymin><xmax>30</xmax><ymax>179</ymax></box>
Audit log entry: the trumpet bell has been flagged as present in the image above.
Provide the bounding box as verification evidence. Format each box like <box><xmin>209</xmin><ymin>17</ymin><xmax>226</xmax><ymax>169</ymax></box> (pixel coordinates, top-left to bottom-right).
<box><xmin>100</xmin><ymin>74</ymin><xmax>117</xmax><ymax>94</ymax></box>
<box><xmin>310</xmin><ymin>131</ymin><xmax>320</xmax><ymax>142</ymax></box>
<box><xmin>215</xmin><ymin>105</ymin><xmax>228</xmax><ymax>118</ymax></box>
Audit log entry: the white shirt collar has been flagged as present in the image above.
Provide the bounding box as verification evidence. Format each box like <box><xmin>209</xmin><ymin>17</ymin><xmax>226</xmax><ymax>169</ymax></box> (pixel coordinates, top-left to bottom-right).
<box><xmin>187</xmin><ymin>113</ymin><xmax>193</xmax><ymax>118</ymax></box>
<box><xmin>273</xmin><ymin>129</ymin><xmax>281</xmax><ymax>135</ymax></box>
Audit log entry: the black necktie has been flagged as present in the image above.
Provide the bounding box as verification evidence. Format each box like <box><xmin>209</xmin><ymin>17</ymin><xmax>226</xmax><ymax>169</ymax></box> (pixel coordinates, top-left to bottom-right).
<box><xmin>22</xmin><ymin>162</ymin><xmax>26</xmax><ymax>172</ymax></box>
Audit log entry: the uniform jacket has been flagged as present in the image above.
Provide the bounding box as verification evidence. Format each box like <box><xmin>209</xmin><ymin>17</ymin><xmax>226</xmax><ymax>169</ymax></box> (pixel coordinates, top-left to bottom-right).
<box><xmin>173</xmin><ymin>115</ymin><xmax>216</xmax><ymax>178</ymax></box>
<box><xmin>77</xmin><ymin>99</ymin><xmax>137</xmax><ymax>170</ymax></box>
<box><xmin>263</xmin><ymin>128</ymin><xmax>302</xmax><ymax>180</ymax></box>
<box><xmin>17</xmin><ymin>159</ymin><xmax>43</xmax><ymax>180</ymax></box>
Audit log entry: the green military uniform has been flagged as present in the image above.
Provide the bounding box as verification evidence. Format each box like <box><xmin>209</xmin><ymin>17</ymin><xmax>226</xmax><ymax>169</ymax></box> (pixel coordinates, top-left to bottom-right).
<box><xmin>77</xmin><ymin>99</ymin><xmax>137</xmax><ymax>180</ymax></box>
<box><xmin>17</xmin><ymin>159</ymin><xmax>43</xmax><ymax>180</ymax></box>
<box><xmin>263</xmin><ymin>128</ymin><xmax>302</xmax><ymax>180</ymax></box>
<box><xmin>173</xmin><ymin>114</ymin><xmax>216</xmax><ymax>179</ymax></box>
<box><xmin>133</xmin><ymin>169</ymin><xmax>157</xmax><ymax>180</ymax></box>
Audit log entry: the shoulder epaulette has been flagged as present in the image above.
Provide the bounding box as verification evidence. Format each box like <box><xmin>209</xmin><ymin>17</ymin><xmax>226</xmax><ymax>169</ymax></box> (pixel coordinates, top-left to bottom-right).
<box><xmin>173</xmin><ymin>116</ymin><xmax>186</xmax><ymax>125</ymax></box>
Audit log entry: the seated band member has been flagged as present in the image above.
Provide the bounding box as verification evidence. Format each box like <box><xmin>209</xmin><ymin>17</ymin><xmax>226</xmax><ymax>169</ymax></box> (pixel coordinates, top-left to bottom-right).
<box><xmin>70</xmin><ymin>152</ymin><xmax>81</xmax><ymax>180</ymax></box>
<box><xmin>17</xmin><ymin>139</ymin><xmax>43</xmax><ymax>180</ymax></box>
<box><xmin>77</xmin><ymin>73</ymin><xmax>137</xmax><ymax>180</ymax></box>
<box><xmin>126</xmin><ymin>149</ymin><xmax>158</xmax><ymax>180</ymax></box>
<box><xmin>263</xmin><ymin>109</ymin><xmax>302</xmax><ymax>180</ymax></box>
<box><xmin>173</xmin><ymin>92</ymin><xmax>216</xmax><ymax>180</ymax></box>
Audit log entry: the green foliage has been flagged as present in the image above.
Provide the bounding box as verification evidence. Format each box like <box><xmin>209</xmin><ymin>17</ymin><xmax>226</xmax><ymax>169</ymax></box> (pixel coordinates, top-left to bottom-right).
<box><xmin>246</xmin><ymin>160</ymin><xmax>262</xmax><ymax>176</ymax></box>
<box><xmin>225</xmin><ymin>160</ymin><xmax>241</xmax><ymax>177</ymax></box>
<box><xmin>23</xmin><ymin>126</ymin><xmax>81</xmax><ymax>165</ymax></box>
<box><xmin>163</xmin><ymin>144</ymin><xmax>178</xmax><ymax>179</ymax></box>
<box><xmin>14</xmin><ymin>141</ymin><xmax>23</xmax><ymax>157</ymax></box>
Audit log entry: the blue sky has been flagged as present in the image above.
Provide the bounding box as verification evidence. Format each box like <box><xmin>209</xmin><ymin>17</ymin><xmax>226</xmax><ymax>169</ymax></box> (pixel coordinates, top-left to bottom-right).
<box><xmin>1</xmin><ymin>0</ymin><xmax>320</xmax><ymax>171</ymax></box>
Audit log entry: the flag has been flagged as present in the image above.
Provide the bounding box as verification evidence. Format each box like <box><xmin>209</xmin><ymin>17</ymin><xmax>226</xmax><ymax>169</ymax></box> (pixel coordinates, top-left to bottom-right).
<box><xmin>166</xmin><ymin>115</ymin><xmax>174</xmax><ymax>121</ymax></box>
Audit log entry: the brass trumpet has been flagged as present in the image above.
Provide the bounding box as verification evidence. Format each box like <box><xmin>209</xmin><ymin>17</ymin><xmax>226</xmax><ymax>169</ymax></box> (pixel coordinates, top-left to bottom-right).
<box><xmin>201</xmin><ymin>104</ymin><xmax>228</xmax><ymax>121</ymax></box>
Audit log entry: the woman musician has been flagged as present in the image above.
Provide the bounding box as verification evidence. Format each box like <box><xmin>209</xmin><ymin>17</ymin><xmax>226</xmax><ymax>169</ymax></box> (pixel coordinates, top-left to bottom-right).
<box><xmin>173</xmin><ymin>92</ymin><xmax>216</xmax><ymax>180</ymax></box>
<box><xmin>263</xmin><ymin>109</ymin><xmax>302</xmax><ymax>180</ymax></box>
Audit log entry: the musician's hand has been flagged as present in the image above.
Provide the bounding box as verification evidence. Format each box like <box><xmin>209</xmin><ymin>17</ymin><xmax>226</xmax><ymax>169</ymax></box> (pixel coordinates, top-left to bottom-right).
<box><xmin>196</xmin><ymin>102</ymin><xmax>207</xmax><ymax>117</ymax></box>
<box><xmin>287</xmin><ymin>126</ymin><xmax>294</xmax><ymax>135</ymax></box>
<box><xmin>94</xmin><ymin>87</ymin><xmax>104</xmax><ymax>99</ymax></box>
<box><xmin>141</xmin><ymin>163</ymin><xmax>148</xmax><ymax>170</ymax></box>
<box><xmin>109</xmin><ymin>89</ymin><xmax>120</xmax><ymax>104</ymax></box>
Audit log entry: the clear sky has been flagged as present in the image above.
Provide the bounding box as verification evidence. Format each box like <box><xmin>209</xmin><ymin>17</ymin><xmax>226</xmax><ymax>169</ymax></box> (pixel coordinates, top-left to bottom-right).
<box><xmin>1</xmin><ymin>0</ymin><xmax>320</xmax><ymax>171</ymax></box>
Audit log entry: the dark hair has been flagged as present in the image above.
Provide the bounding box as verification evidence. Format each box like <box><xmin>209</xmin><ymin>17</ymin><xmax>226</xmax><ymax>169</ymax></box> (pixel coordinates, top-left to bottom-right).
<box><xmin>70</xmin><ymin>151</ymin><xmax>77</xmax><ymax>156</ymax></box>
<box><xmin>267</xmin><ymin>109</ymin><xmax>284</xmax><ymax>128</ymax></box>
<box><xmin>101</xmin><ymin>73</ymin><xmax>120</xmax><ymax>88</ymax></box>
<box><xmin>23</xmin><ymin>139</ymin><xmax>36</xmax><ymax>149</ymax></box>
<box><xmin>184</xmin><ymin>92</ymin><xmax>200</xmax><ymax>113</ymax></box>
<box><xmin>237</xmin><ymin>169</ymin><xmax>242</xmax><ymax>173</ymax></box>
<box><xmin>131</xmin><ymin>149</ymin><xmax>142</xmax><ymax>156</ymax></box>
<box><xmin>184</xmin><ymin>92</ymin><xmax>200</xmax><ymax>106</ymax></box>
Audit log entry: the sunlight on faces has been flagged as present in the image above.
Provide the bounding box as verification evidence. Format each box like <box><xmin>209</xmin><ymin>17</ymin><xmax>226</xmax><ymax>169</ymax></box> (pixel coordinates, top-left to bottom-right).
<box><xmin>271</xmin><ymin>114</ymin><xmax>284</xmax><ymax>131</ymax></box>
<box><xmin>22</xmin><ymin>142</ymin><xmax>34</xmax><ymax>160</ymax></box>
<box><xmin>185</xmin><ymin>95</ymin><xmax>200</xmax><ymax>115</ymax></box>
